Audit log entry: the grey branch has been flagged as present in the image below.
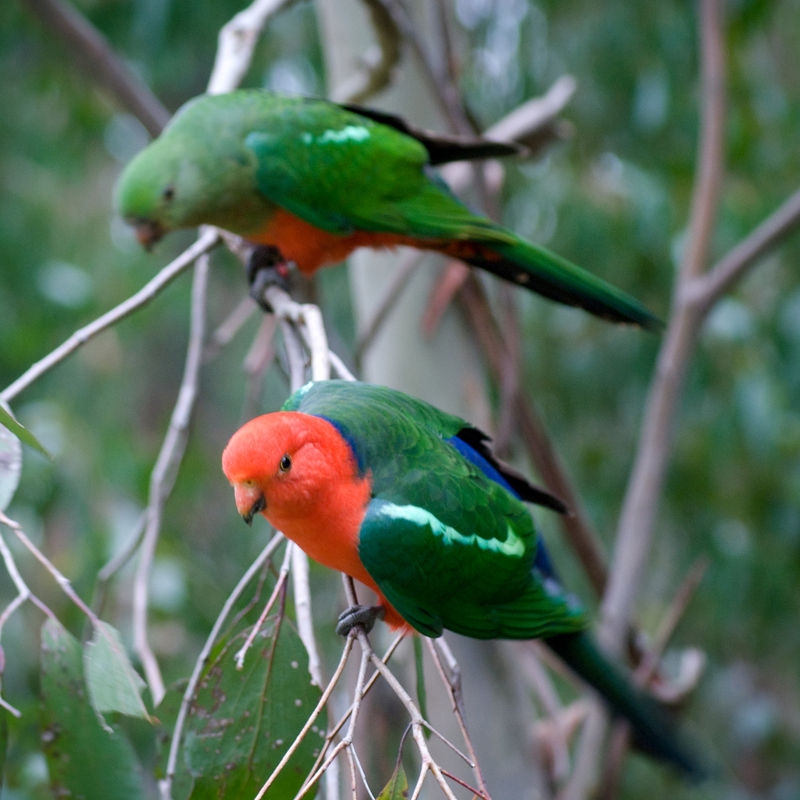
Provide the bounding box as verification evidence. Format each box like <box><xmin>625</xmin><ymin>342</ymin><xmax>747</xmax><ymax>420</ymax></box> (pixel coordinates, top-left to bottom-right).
<box><xmin>19</xmin><ymin>0</ymin><xmax>169</xmax><ymax>136</ymax></box>
<box><xmin>1</xmin><ymin>229</ymin><xmax>219</xmax><ymax>404</ymax></box>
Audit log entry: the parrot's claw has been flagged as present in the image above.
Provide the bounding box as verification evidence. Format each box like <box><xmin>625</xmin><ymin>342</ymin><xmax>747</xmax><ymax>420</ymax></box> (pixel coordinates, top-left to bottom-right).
<box><xmin>335</xmin><ymin>604</ymin><xmax>385</xmax><ymax>636</ymax></box>
<box><xmin>246</xmin><ymin>245</ymin><xmax>293</xmax><ymax>310</ymax></box>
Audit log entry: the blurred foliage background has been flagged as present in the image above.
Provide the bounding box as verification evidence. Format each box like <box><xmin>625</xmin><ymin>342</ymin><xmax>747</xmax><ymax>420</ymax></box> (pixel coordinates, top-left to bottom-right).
<box><xmin>1</xmin><ymin>0</ymin><xmax>799</xmax><ymax>798</ymax></box>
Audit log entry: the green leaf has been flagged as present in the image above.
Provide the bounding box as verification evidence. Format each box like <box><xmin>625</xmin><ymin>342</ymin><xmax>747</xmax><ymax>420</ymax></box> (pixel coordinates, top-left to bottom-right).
<box><xmin>0</xmin><ymin>411</ymin><xmax>21</xmax><ymax>512</ymax></box>
<box><xmin>84</xmin><ymin>621</ymin><xmax>150</xmax><ymax>723</ymax></box>
<box><xmin>376</xmin><ymin>761</ymin><xmax>408</xmax><ymax>800</ymax></box>
<box><xmin>174</xmin><ymin>615</ymin><xmax>322</xmax><ymax>800</ymax></box>
<box><xmin>0</xmin><ymin>402</ymin><xmax>50</xmax><ymax>458</ymax></box>
<box><xmin>40</xmin><ymin>618</ymin><xmax>145</xmax><ymax>800</ymax></box>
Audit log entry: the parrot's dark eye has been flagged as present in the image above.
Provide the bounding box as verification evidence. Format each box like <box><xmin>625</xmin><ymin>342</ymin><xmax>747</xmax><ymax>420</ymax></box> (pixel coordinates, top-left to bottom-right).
<box><xmin>279</xmin><ymin>454</ymin><xmax>292</xmax><ymax>473</ymax></box>
<box><xmin>162</xmin><ymin>184</ymin><xmax>175</xmax><ymax>202</ymax></box>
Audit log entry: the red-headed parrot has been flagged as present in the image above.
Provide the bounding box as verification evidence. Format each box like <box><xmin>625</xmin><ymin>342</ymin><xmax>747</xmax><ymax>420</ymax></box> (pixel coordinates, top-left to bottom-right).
<box><xmin>116</xmin><ymin>89</ymin><xmax>660</xmax><ymax>330</ymax></box>
<box><xmin>221</xmin><ymin>380</ymin><xmax>705</xmax><ymax>776</ymax></box>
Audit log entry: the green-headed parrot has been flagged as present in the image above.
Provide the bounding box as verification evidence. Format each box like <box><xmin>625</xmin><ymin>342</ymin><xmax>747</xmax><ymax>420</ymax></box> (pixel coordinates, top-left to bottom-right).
<box><xmin>221</xmin><ymin>380</ymin><xmax>705</xmax><ymax>777</ymax></box>
<box><xmin>116</xmin><ymin>89</ymin><xmax>660</xmax><ymax>330</ymax></box>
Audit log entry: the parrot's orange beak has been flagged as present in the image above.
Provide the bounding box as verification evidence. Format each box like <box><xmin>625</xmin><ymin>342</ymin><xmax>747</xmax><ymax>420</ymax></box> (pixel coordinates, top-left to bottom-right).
<box><xmin>132</xmin><ymin>219</ymin><xmax>165</xmax><ymax>251</ymax></box>
<box><xmin>234</xmin><ymin>483</ymin><xmax>267</xmax><ymax>526</ymax></box>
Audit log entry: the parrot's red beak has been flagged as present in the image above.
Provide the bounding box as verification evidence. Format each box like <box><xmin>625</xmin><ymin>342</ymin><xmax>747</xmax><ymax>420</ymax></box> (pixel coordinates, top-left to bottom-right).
<box><xmin>234</xmin><ymin>484</ymin><xmax>267</xmax><ymax>526</ymax></box>
<box><xmin>132</xmin><ymin>219</ymin><xmax>165</xmax><ymax>251</ymax></box>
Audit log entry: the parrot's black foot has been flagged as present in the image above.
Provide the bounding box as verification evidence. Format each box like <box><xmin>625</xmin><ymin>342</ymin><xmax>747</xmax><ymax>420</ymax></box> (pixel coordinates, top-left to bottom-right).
<box><xmin>246</xmin><ymin>245</ymin><xmax>292</xmax><ymax>310</ymax></box>
<box><xmin>335</xmin><ymin>605</ymin><xmax>385</xmax><ymax>636</ymax></box>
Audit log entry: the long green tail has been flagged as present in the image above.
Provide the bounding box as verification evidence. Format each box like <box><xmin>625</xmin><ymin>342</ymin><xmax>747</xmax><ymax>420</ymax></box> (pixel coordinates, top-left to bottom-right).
<box><xmin>439</xmin><ymin>236</ymin><xmax>662</xmax><ymax>331</ymax></box>
<box><xmin>546</xmin><ymin>631</ymin><xmax>707</xmax><ymax>777</ymax></box>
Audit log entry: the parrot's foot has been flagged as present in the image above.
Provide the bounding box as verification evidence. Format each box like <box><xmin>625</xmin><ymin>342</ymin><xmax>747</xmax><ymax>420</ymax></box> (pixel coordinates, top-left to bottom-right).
<box><xmin>335</xmin><ymin>604</ymin><xmax>385</xmax><ymax>636</ymax></box>
<box><xmin>246</xmin><ymin>245</ymin><xmax>292</xmax><ymax>310</ymax></box>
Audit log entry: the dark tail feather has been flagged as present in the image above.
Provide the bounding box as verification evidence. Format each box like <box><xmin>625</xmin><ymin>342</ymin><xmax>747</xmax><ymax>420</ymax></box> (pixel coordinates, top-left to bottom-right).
<box><xmin>440</xmin><ymin>237</ymin><xmax>663</xmax><ymax>331</ymax></box>
<box><xmin>546</xmin><ymin>631</ymin><xmax>708</xmax><ymax>778</ymax></box>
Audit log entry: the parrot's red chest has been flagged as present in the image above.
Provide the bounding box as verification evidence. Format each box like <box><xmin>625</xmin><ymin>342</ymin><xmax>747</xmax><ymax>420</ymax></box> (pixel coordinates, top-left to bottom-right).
<box><xmin>247</xmin><ymin>207</ymin><xmax>434</xmax><ymax>275</ymax></box>
<box><xmin>265</xmin><ymin>476</ymin><xmax>408</xmax><ymax>632</ymax></box>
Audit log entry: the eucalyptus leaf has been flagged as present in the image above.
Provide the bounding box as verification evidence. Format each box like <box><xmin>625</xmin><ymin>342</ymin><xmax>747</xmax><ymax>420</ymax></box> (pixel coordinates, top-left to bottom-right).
<box><xmin>0</xmin><ymin>410</ymin><xmax>21</xmax><ymax>512</ymax></box>
<box><xmin>40</xmin><ymin>618</ymin><xmax>145</xmax><ymax>800</ymax></box>
<box><xmin>174</xmin><ymin>615</ymin><xmax>322</xmax><ymax>800</ymax></box>
<box><xmin>84</xmin><ymin>621</ymin><xmax>150</xmax><ymax>722</ymax></box>
<box><xmin>0</xmin><ymin>402</ymin><xmax>50</xmax><ymax>458</ymax></box>
<box><xmin>376</xmin><ymin>761</ymin><xmax>408</xmax><ymax>800</ymax></box>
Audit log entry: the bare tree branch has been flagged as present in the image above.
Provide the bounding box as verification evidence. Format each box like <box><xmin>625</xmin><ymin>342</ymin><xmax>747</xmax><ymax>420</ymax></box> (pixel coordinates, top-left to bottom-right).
<box><xmin>19</xmin><ymin>0</ymin><xmax>169</xmax><ymax>136</ymax></box>
<box><xmin>458</xmin><ymin>275</ymin><xmax>610</xmax><ymax>596</ymax></box>
<box><xmin>600</xmin><ymin>0</ymin><xmax>726</xmax><ymax>656</ymax></box>
<box><xmin>330</xmin><ymin>0</ymin><xmax>402</xmax><ymax>103</ymax></box>
<box><xmin>1</xmin><ymin>229</ymin><xmax>219</xmax><ymax>404</ymax></box>
<box><xmin>133</xmin><ymin>252</ymin><xmax>211</xmax><ymax>705</ymax></box>
<box><xmin>207</xmin><ymin>0</ymin><xmax>301</xmax><ymax>95</ymax></box>
<box><xmin>692</xmin><ymin>184</ymin><xmax>800</xmax><ymax>313</ymax></box>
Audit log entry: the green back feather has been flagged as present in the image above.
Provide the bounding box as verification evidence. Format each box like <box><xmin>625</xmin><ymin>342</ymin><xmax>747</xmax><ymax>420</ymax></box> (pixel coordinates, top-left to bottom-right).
<box><xmin>284</xmin><ymin>380</ymin><xmax>586</xmax><ymax>640</ymax></box>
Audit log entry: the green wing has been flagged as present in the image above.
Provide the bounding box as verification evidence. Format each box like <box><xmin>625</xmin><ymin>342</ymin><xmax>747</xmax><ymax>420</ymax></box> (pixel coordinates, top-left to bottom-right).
<box><xmin>357</xmin><ymin>494</ymin><xmax>585</xmax><ymax>641</ymax></box>
<box><xmin>243</xmin><ymin>99</ymin><xmax>514</xmax><ymax>242</ymax></box>
<box><xmin>286</xmin><ymin>381</ymin><xmax>586</xmax><ymax>640</ymax></box>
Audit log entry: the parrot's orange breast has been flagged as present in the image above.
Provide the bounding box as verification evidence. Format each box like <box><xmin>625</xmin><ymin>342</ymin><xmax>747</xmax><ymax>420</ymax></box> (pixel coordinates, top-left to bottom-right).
<box><xmin>247</xmin><ymin>208</ymin><xmax>436</xmax><ymax>275</ymax></box>
<box><xmin>264</xmin><ymin>468</ymin><xmax>409</xmax><ymax>632</ymax></box>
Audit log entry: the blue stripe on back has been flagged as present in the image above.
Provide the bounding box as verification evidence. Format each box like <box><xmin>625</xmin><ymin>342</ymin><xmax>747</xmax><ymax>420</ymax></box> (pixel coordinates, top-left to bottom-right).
<box><xmin>313</xmin><ymin>414</ymin><xmax>366</xmax><ymax>477</ymax></box>
<box><xmin>445</xmin><ymin>434</ymin><xmax>559</xmax><ymax>582</ymax></box>
<box><xmin>445</xmin><ymin>435</ymin><xmax>519</xmax><ymax>497</ymax></box>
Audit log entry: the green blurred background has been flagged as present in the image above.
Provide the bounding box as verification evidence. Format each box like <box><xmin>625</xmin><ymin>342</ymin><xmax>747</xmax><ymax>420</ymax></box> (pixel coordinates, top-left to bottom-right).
<box><xmin>1</xmin><ymin>0</ymin><xmax>799</xmax><ymax>798</ymax></box>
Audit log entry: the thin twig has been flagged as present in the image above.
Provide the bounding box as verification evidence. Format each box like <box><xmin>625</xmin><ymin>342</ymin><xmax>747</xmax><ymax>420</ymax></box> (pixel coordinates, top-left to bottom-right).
<box><xmin>207</xmin><ymin>0</ymin><xmax>302</xmax><ymax>95</ymax></box>
<box><xmin>133</xmin><ymin>253</ymin><xmax>210</xmax><ymax>706</ymax></box>
<box><xmin>600</xmin><ymin>0</ymin><xmax>726</xmax><ymax>656</ymax></box>
<box><xmin>241</xmin><ymin>314</ymin><xmax>279</xmax><ymax>421</ymax></box>
<box><xmin>442</xmin><ymin>75</ymin><xmax>578</xmax><ymax>192</ymax></box>
<box><xmin>0</xmin><ymin>525</ymin><xmax>42</xmax><ymax>718</ymax></box>
<box><xmin>266</xmin><ymin>637</ymin><xmax>353</xmax><ymax>800</ymax></box>
<box><xmin>160</xmin><ymin>534</ymin><xmax>284</xmax><ymax>800</ymax></box>
<box><xmin>204</xmin><ymin>296</ymin><xmax>259</xmax><ymax>361</ymax></box>
<box><xmin>330</xmin><ymin>0</ymin><xmax>402</xmax><ymax>104</ymax></box>
<box><xmin>329</xmin><ymin>350</ymin><xmax>358</xmax><ymax>381</ymax></box>
<box><xmin>692</xmin><ymin>184</ymin><xmax>800</xmax><ymax>314</ymax></box>
<box><xmin>427</xmin><ymin>638</ymin><xmax>493</xmax><ymax>798</ymax></box>
<box><xmin>599</xmin><ymin>556</ymin><xmax>709</xmax><ymax>798</ymax></box>
<box><xmin>6</xmin><ymin>514</ymin><xmax>101</xmax><ymax>627</ymax></box>
<box><xmin>286</xmin><ymin>639</ymin><xmax>372</xmax><ymax>800</ymax></box>
<box><xmin>92</xmin><ymin>511</ymin><xmax>147</xmax><ymax>616</ymax></box>
<box><xmin>289</xmin><ymin>547</ymin><xmax>322</xmax><ymax>681</ymax></box>
<box><xmin>1</xmin><ymin>229</ymin><xmax>219</xmax><ymax>404</ymax></box>
<box><xmin>365</xmin><ymin>637</ymin><xmax>458</xmax><ymax>800</ymax></box>
<box><xmin>308</xmin><ymin>631</ymin><xmax>405</xmax><ymax>784</ymax></box>
<box><xmin>234</xmin><ymin>542</ymin><xmax>293</xmax><ymax>668</ymax></box>
<box><xmin>265</xmin><ymin>286</ymin><xmax>331</xmax><ymax>382</ymax></box>
<box><xmin>636</xmin><ymin>556</ymin><xmax>710</xmax><ymax>686</ymax></box>
<box><xmin>355</xmin><ymin>251</ymin><xmax>424</xmax><ymax>362</ymax></box>
<box><xmin>458</xmin><ymin>275</ymin><xmax>610</xmax><ymax>596</ymax></box>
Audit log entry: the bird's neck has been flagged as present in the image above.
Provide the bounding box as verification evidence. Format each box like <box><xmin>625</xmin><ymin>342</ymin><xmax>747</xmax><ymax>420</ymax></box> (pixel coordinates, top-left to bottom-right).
<box><xmin>268</xmin><ymin>474</ymin><xmax>372</xmax><ymax>584</ymax></box>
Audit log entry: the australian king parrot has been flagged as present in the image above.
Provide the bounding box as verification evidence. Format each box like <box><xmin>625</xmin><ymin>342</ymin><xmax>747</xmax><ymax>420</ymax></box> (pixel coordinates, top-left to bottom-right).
<box><xmin>116</xmin><ymin>89</ymin><xmax>660</xmax><ymax>329</ymax></box>
<box><xmin>221</xmin><ymin>380</ymin><xmax>705</xmax><ymax>776</ymax></box>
